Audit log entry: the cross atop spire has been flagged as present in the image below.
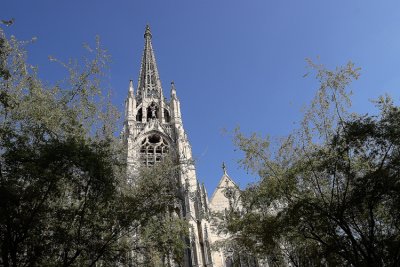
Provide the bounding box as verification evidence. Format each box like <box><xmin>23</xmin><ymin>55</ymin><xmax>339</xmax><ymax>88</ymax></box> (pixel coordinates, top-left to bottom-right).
<box><xmin>171</xmin><ymin>81</ymin><xmax>177</xmax><ymax>99</ymax></box>
<box><xmin>144</xmin><ymin>24</ymin><xmax>152</xmax><ymax>39</ymax></box>
<box><xmin>137</xmin><ymin>24</ymin><xmax>162</xmax><ymax>101</ymax></box>
<box><xmin>222</xmin><ymin>162</ymin><xmax>227</xmax><ymax>175</ymax></box>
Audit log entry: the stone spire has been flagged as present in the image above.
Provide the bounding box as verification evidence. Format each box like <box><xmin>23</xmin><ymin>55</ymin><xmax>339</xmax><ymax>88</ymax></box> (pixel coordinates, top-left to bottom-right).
<box><xmin>137</xmin><ymin>25</ymin><xmax>163</xmax><ymax>101</ymax></box>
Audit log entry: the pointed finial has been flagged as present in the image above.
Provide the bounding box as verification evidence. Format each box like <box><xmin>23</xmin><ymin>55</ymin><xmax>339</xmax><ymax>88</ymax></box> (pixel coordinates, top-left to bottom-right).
<box><xmin>171</xmin><ymin>81</ymin><xmax>177</xmax><ymax>98</ymax></box>
<box><xmin>222</xmin><ymin>162</ymin><xmax>227</xmax><ymax>175</ymax></box>
<box><xmin>128</xmin><ymin>80</ymin><xmax>135</xmax><ymax>97</ymax></box>
<box><xmin>144</xmin><ymin>24</ymin><xmax>152</xmax><ymax>39</ymax></box>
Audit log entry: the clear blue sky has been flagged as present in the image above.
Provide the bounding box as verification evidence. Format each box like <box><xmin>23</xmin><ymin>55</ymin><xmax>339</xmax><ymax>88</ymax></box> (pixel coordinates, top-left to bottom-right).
<box><xmin>3</xmin><ymin>1</ymin><xmax>400</xmax><ymax>194</ymax></box>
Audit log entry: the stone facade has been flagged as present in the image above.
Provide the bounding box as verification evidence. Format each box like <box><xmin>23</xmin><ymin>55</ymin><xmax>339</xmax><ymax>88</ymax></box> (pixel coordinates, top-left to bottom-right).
<box><xmin>122</xmin><ymin>25</ymin><xmax>265</xmax><ymax>267</ymax></box>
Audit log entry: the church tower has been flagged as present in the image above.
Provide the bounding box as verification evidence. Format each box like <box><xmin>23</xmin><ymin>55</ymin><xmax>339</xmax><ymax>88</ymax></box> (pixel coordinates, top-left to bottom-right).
<box><xmin>123</xmin><ymin>25</ymin><xmax>213</xmax><ymax>267</ymax></box>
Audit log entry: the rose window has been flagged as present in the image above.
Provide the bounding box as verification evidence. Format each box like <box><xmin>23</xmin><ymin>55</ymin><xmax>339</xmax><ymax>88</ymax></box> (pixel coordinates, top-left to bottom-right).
<box><xmin>140</xmin><ymin>134</ymin><xmax>169</xmax><ymax>166</ymax></box>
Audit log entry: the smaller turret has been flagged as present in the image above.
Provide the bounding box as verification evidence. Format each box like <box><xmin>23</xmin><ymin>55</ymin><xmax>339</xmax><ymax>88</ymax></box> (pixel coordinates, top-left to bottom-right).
<box><xmin>170</xmin><ymin>81</ymin><xmax>182</xmax><ymax>122</ymax></box>
<box><xmin>171</xmin><ymin>80</ymin><xmax>177</xmax><ymax>99</ymax></box>
<box><xmin>129</xmin><ymin>79</ymin><xmax>134</xmax><ymax>96</ymax></box>
<box><xmin>125</xmin><ymin>80</ymin><xmax>136</xmax><ymax>121</ymax></box>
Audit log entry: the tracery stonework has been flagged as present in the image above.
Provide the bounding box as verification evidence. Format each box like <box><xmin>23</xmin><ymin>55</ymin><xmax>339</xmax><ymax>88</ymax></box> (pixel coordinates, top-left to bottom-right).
<box><xmin>122</xmin><ymin>25</ymin><xmax>267</xmax><ymax>267</ymax></box>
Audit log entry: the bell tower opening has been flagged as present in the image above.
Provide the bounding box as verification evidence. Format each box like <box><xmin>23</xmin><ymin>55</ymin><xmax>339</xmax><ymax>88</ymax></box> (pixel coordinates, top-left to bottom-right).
<box><xmin>164</xmin><ymin>108</ymin><xmax>170</xmax><ymax>123</ymax></box>
<box><xmin>136</xmin><ymin>107</ymin><xmax>143</xmax><ymax>122</ymax></box>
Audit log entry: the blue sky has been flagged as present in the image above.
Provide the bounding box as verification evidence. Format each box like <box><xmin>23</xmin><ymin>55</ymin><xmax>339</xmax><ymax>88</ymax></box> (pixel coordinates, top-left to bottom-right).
<box><xmin>3</xmin><ymin>1</ymin><xmax>400</xmax><ymax>194</ymax></box>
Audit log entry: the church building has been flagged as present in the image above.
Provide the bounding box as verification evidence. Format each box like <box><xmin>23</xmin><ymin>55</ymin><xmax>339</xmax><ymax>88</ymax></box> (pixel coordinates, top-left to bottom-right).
<box><xmin>122</xmin><ymin>25</ymin><xmax>263</xmax><ymax>267</ymax></box>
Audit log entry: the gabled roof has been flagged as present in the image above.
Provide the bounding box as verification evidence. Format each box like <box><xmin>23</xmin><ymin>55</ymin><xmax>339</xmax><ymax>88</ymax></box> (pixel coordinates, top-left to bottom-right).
<box><xmin>209</xmin><ymin>167</ymin><xmax>239</xmax><ymax>210</ymax></box>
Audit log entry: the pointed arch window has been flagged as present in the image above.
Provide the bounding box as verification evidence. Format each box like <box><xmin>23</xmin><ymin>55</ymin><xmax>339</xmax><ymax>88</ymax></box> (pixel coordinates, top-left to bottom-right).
<box><xmin>204</xmin><ymin>227</ymin><xmax>213</xmax><ymax>265</ymax></box>
<box><xmin>164</xmin><ymin>108</ymin><xmax>170</xmax><ymax>122</ymax></box>
<box><xmin>191</xmin><ymin>240</ymin><xmax>199</xmax><ymax>266</ymax></box>
<box><xmin>136</xmin><ymin>108</ymin><xmax>143</xmax><ymax>122</ymax></box>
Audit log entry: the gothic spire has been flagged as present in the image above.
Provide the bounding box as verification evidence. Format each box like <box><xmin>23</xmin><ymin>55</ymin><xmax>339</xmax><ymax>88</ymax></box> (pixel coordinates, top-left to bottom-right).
<box><xmin>137</xmin><ymin>24</ymin><xmax>163</xmax><ymax>100</ymax></box>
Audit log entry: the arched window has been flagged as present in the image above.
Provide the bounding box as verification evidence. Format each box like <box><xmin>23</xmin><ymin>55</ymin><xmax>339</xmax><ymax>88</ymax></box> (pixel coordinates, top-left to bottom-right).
<box><xmin>140</xmin><ymin>134</ymin><xmax>169</xmax><ymax>166</ymax></box>
<box><xmin>164</xmin><ymin>108</ymin><xmax>170</xmax><ymax>122</ymax></box>
<box><xmin>225</xmin><ymin>248</ymin><xmax>234</xmax><ymax>267</ymax></box>
<box><xmin>204</xmin><ymin>227</ymin><xmax>213</xmax><ymax>264</ymax></box>
<box><xmin>225</xmin><ymin>257</ymin><xmax>233</xmax><ymax>267</ymax></box>
<box><xmin>205</xmin><ymin>240</ymin><xmax>212</xmax><ymax>264</ymax></box>
<box><xmin>136</xmin><ymin>108</ymin><xmax>142</xmax><ymax>122</ymax></box>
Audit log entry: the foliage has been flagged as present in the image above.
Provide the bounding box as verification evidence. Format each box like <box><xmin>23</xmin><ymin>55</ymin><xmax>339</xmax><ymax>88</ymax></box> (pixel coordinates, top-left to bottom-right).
<box><xmin>0</xmin><ymin>26</ymin><xmax>187</xmax><ymax>266</ymax></box>
<box><xmin>223</xmin><ymin>61</ymin><xmax>400</xmax><ymax>266</ymax></box>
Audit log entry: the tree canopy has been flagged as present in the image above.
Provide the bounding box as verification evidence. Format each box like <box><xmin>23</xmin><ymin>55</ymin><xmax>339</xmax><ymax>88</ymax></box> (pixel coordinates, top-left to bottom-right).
<box><xmin>0</xmin><ymin>25</ymin><xmax>187</xmax><ymax>267</ymax></box>
<box><xmin>221</xmin><ymin>61</ymin><xmax>400</xmax><ymax>267</ymax></box>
